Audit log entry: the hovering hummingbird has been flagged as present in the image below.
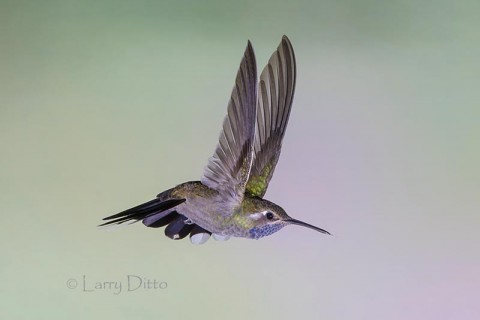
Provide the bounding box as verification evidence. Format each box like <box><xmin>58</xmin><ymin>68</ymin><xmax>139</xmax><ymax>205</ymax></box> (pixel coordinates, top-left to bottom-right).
<box><xmin>100</xmin><ymin>35</ymin><xmax>330</xmax><ymax>244</ymax></box>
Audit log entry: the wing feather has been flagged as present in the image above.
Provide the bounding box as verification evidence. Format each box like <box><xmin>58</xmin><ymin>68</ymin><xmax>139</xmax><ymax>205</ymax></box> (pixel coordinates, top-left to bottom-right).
<box><xmin>246</xmin><ymin>36</ymin><xmax>296</xmax><ymax>198</ymax></box>
<box><xmin>201</xmin><ymin>41</ymin><xmax>257</xmax><ymax>203</ymax></box>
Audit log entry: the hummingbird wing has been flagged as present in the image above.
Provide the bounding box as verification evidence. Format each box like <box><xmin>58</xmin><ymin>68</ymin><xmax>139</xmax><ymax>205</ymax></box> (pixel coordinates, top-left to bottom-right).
<box><xmin>201</xmin><ymin>41</ymin><xmax>257</xmax><ymax>204</ymax></box>
<box><xmin>245</xmin><ymin>36</ymin><xmax>296</xmax><ymax>198</ymax></box>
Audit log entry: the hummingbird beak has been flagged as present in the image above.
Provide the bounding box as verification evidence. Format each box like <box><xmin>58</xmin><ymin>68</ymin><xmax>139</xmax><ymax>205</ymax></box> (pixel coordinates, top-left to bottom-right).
<box><xmin>285</xmin><ymin>219</ymin><xmax>331</xmax><ymax>235</ymax></box>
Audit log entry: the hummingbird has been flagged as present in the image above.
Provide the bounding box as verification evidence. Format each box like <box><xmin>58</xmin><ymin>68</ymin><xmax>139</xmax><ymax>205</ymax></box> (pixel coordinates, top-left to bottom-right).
<box><xmin>100</xmin><ymin>35</ymin><xmax>330</xmax><ymax>244</ymax></box>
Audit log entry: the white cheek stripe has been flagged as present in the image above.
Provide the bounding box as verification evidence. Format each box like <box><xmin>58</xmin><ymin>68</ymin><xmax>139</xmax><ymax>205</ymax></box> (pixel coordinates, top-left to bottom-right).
<box><xmin>251</xmin><ymin>211</ymin><xmax>268</xmax><ymax>220</ymax></box>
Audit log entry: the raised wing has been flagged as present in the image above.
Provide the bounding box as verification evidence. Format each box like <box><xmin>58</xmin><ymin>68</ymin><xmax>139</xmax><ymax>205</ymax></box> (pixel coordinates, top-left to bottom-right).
<box><xmin>201</xmin><ymin>41</ymin><xmax>257</xmax><ymax>203</ymax></box>
<box><xmin>245</xmin><ymin>36</ymin><xmax>296</xmax><ymax>198</ymax></box>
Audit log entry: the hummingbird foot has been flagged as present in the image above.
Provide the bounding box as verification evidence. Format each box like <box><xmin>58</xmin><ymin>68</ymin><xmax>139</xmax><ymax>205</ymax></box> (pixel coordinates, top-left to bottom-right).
<box><xmin>184</xmin><ymin>218</ymin><xmax>194</xmax><ymax>225</ymax></box>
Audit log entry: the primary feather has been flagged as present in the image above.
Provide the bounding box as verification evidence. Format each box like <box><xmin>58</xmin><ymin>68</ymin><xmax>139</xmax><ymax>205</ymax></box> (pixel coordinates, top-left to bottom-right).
<box><xmin>246</xmin><ymin>36</ymin><xmax>297</xmax><ymax>198</ymax></box>
<box><xmin>201</xmin><ymin>41</ymin><xmax>258</xmax><ymax>204</ymax></box>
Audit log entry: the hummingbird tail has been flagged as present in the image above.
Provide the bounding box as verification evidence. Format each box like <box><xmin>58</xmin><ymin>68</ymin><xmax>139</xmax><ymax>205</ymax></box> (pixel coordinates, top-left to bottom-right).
<box><xmin>100</xmin><ymin>184</ymin><xmax>212</xmax><ymax>244</ymax></box>
<box><xmin>100</xmin><ymin>197</ymin><xmax>212</xmax><ymax>243</ymax></box>
<box><xmin>99</xmin><ymin>197</ymin><xmax>185</xmax><ymax>227</ymax></box>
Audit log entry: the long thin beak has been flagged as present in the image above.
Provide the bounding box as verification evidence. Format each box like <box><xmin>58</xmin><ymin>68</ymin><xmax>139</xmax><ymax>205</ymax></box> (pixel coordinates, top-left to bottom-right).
<box><xmin>285</xmin><ymin>219</ymin><xmax>331</xmax><ymax>235</ymax></box>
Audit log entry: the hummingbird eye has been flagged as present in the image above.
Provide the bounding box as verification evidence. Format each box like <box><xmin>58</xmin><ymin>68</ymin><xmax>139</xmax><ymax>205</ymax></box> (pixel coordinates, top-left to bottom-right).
<box><xmin>265</xmin><ymin>212</ymin><xmax>274</xmax><ymax>220</ymax></box>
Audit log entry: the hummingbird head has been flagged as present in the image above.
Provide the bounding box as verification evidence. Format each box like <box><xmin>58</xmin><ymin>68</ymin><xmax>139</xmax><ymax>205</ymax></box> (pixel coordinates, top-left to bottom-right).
<box><xmin>245</xmin><ymin>198</ymin><xmax>330</xmax><ymax>239</ymax></box>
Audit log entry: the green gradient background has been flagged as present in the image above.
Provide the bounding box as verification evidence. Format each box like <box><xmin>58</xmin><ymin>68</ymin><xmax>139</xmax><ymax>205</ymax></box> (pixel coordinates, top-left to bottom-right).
<box><xmin>1</xmin><ymin>0</ymin><xmax>479</xmax><ymax>319</ymax></box>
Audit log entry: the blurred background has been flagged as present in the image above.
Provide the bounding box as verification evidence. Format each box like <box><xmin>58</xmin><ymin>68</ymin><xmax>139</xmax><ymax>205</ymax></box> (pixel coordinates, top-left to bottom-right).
<box><xmin>1</xmin><ymin>0</ymin><xmax>479</xmax><ymax>319</ymax></box>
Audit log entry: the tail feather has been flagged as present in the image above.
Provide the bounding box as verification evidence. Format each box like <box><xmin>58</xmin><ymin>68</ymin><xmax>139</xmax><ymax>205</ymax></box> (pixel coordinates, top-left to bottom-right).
<box><xmin>99</xmin><ymin>198</ymin><xmax>185</xmax><ymax>227</ymax></box>
<box><xmin>104</xmin><ymin>198</ymin><xmax>166</xmax><ymax>220</ymax></box>
<box><xmin>143</xmin><ymin>210</ymin><xmax>179</xmax><ymax>228</ymax></box>
<box><xmin>164</xmin><ymin>214</ymin><xmax>195</xmax><ymax>239</ymax></box>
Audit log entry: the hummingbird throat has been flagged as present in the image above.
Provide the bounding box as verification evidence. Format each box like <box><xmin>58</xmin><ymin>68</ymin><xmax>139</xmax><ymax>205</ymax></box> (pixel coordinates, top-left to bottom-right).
<box><xmin>249</xmin><ymin>223</ymin><xmax>285</xmax><ymax>239</ymax></box>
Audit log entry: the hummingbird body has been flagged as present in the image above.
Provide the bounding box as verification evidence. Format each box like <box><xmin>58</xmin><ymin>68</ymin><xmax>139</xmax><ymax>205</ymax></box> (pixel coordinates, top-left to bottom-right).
<box><xmin>142</xmin><ymin>181</ymin><xmax>287</xmax><ymax>239</ymax></box>
<box><xmin>100</xmin><ymin>36</ymin><xmax>330</xmax><ymax>244</ymax></box>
